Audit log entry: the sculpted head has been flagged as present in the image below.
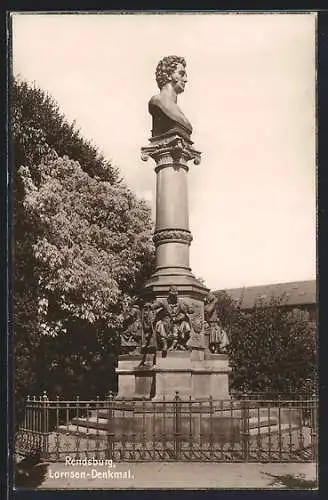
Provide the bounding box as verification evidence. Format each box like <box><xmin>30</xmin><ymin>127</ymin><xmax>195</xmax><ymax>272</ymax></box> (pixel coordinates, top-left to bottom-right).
<box><xmin>155</xmin><ymin>56</ymin><xmax>187</xmax><ymax>94</ymax></box>
<box><xmin>206</xmin><ymin>292</ymin><xmax>216</xmax><ymax>303</ymax></box>
<box><xmin>168</xmin><ymin>286</ymin><xmax>179</xmax><ymax>302</ymax></box>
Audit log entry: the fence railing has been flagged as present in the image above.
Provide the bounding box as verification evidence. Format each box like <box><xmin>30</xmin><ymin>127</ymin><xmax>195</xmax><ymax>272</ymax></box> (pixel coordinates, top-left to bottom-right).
<box><xmin>15</xmin><ymin>392</ymin><xmax>318</xmax><ymax>463</ymax></box>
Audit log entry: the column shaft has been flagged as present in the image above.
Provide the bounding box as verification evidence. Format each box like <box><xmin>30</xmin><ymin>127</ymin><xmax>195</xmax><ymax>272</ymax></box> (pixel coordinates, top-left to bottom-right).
<box><xmin>156</xmin><ymin>164</ymin><xmax>189</xmax><ymax>231</ymax></box>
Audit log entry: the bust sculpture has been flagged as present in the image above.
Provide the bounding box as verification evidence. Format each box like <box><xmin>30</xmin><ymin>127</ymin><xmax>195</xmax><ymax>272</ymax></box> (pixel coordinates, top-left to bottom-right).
<box><xmin>149</xmin><ymin>55</ymin><xmax>193</xmax><ymax>138</ymax></box>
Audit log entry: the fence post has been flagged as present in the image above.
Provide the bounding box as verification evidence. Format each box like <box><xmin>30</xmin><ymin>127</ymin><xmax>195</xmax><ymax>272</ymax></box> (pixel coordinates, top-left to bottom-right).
<box><xmin>24</xmin><ymin>395</ymin><xmax>30</xmax><ymax>439</ymax></box>
<box><xmin>106</xmin><ymin>391</ymin><xmax>114</xmax><ymax>460</ymax></box>
<box><xmin>310</xmin><ymin>392</ymin><xmax>317</xmax><ymax>461</ymax></box>
<box><xmin>18</xmin><ymin>395</ymin><xmax>31</xmax><ymax>456</ymax></box>
<box><xmin>75</xmin><ymin>396</ymin><xmax>81</xmax><ymax>459</ymax></box>
<box><xmin>32</xmin><ymin>396</ymin><xmax>37</xmax><ymax>452</ymax></box>
<box><xmin>209</xmin><ymin>395</ymin><xmax>214</xmax><ymax>459</ymax></box>
<box><xmin>174</xmin><ymin>391</ymin><xmax>182</xmax><ymax>460</ymax></box>
<box><xmin>41</xmin><ymin>391</ymin><xmax>49</xmax><ymax>460</ymax></box>
<box><xmin>241</xmin><ymin>391</ymin><xmax>250</xmax><ymax>462</ymax></box>
<box><xmin>55</xmin><ymin>395</ymin><xmax>60</xmax><ymax>461</ymax></box>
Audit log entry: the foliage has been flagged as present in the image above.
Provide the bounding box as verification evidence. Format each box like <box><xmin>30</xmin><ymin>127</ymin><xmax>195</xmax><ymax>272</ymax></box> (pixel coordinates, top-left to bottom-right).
<box><xmin>15</xmin><ymin>152</ymin><xmax>154</xmax><ymax>402</ymax></box>
<box><xmin>12</xmin><ymin>77</ymin><xmax>120</xmax><ymax>183</ymax></box>
<box><xmin>43</xmin><ymin>325</ymin><xmax>119</xmax><ymax>400</ymax></box>
<box><xmin>213</xmin><ymin>290</ymin><xmax>242</xmax><ymax>329</ymax></box>
<box><xmin>20</xmin><ymin>153</ymin><xmax>154</xmax><ymax>335</ymax></box>
<box><xmin>214</xmin><ymin>292</ymin><xmax>317</xmax><ymax>396</ymax></box>
<box><xmin>12</xmin><ymin>283</ymin><xmax>42</xmax><ymax>426</ymax></box>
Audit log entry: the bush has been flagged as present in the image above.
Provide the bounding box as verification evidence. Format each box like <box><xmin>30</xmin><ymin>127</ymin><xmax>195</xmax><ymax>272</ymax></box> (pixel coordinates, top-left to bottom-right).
<box><xmin>214</xmin><ymin>292</ymin><xmax>317</xmax><ymax>396</ymax></box>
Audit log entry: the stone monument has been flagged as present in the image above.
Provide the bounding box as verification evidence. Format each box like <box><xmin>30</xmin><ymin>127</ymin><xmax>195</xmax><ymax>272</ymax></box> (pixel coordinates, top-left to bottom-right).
<box><xmin>54</xmin><ymin>58</ymin><xmax>286</xmax><ymax>450</ymax></box>
<box><xmin>116</xmin><ymin>55</ymin><xmax>231</xmax><ymax>400</ymax></box>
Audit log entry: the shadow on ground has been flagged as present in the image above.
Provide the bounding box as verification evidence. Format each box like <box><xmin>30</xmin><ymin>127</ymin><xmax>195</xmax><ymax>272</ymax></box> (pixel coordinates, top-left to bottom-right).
<box><xmin>262</xmin><ymin>472</ymin><xmax>317</xmax><ymax>490</ymax></box>
<box><xmin>14</xmin><ymin>454</ymin><xmax>48</xmax><ymax>489</ymax></box>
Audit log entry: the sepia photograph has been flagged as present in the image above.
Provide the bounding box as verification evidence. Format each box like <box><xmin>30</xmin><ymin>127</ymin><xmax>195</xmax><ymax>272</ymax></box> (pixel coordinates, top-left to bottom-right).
<box><xmin>10</xmin><ymin>11</ymin><xmax>317</xmax><ymax>490</ymax></box>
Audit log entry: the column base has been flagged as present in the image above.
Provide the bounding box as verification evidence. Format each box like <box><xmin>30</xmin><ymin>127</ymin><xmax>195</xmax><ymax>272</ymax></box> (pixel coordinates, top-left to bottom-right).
<box><xmin>142</xmin><ymin>272</ymin><xmax>208</xmax><ymax>301</ymax></box>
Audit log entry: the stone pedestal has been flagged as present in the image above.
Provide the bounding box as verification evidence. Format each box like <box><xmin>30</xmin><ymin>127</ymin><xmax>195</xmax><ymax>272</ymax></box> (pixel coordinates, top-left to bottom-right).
<box><xmin>115</xmin><ymin>128</ymin><xmax>230</xmax><ymax>402</ymax></box>
<box><xmin>116</xmin><ymin>350</ymin><xmax>231</xmax><ymax>400</ymax></box>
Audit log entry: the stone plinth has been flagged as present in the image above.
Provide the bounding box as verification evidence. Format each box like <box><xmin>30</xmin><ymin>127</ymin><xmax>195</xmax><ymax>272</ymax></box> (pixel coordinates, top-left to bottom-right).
<box><xmin>116</xmin><ymin>350</ymin><xmax>231</xmax><ymax>401</ymax></box>
<box><xmin>116</xmin><ymin>354</ymin><xmax>156</xmax><ymax>400</ymax></box>
<box><xmin>154</xmin><ymin>351</ymin><xmax>231</xmax><ymax>400</ymax></box>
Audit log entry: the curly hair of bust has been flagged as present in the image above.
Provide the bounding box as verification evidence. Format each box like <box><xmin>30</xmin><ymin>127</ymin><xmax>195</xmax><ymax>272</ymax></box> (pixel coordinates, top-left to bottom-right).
<box><xmin>155</xmin><ymin>56</ymin><xmax>186</xmax><ymax>90</ymax></box>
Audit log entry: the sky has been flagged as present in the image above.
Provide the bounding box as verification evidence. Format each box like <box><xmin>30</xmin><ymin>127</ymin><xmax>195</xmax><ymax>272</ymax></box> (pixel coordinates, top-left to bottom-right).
<box><xmin>11</xmin><ymin>12</ymin><xmax>316</xmax><ymax>290</ymax></box>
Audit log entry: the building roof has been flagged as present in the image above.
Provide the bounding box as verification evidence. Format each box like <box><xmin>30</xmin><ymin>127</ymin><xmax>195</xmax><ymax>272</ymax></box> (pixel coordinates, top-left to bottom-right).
<box><xmin>217</xmin><ymin>280</ymin><xmax>316</xmax><ymax>310</ymax></box>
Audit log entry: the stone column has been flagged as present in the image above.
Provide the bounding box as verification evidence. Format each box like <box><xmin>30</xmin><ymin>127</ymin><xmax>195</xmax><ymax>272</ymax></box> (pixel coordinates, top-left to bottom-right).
<box><xmin>141</xmin><ymin>127</ymin><xmax>208</xmax><ymax>302</ymax></box>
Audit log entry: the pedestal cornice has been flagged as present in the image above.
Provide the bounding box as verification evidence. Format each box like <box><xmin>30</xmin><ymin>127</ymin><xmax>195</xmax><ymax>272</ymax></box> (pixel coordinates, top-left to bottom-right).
<box><xmin>141</xmin><ymin>130</ymin><xmax>201</xmax><ymax>168</ymax></box>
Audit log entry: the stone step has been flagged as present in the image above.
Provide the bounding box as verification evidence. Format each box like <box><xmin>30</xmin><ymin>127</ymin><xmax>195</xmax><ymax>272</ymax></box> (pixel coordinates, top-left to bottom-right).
<box><xmin>71</xmin><ymin>417</ymin><xmax>111</xmax><ymax>431</ymax></box>
<box><xmin>93</xmin><ymin>404</ymin><xmax>291</xmax><ymax>416</ymax></box>
<box><xmin>248</xmin><ymin>416</ymin><xmax>278</xmax><ymax>429</ymax></box>
<box><xmin>94</xmin><ymin>408</ymin><xmax>280</xmax><ymax>420</ymax></box>
<box><xmin>56</xmin><ymin>421</ymin><xmax>299</xmax><ymax>441</ymax></box>
<box><xmin>58</xmin><ymin>414</ymin><xmax>284</xmax><ymax>437</ymax></box>
<box><xmin>57</xmin><ymin>423</ymin><xmax>108</xmax><ymax>437</ymax></box>
<box><xmin>248</xmin><ymin>423</ymin><xmax>299</xmax><ymax>437</ymax></box>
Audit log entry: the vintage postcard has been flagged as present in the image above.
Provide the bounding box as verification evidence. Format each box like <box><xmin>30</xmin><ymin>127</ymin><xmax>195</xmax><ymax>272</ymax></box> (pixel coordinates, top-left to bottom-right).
<box><xmin>9</xmin><ymin>11</ymin><xmax>317</xmax><ymax>491</ymax></box>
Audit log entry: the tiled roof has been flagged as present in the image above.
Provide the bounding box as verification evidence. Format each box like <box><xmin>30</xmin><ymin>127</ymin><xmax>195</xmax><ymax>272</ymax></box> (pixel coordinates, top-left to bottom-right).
<box><xmin>216</xmin><ymin>280</ymin><xmax>316</xmax><ymax>310</ymax></box>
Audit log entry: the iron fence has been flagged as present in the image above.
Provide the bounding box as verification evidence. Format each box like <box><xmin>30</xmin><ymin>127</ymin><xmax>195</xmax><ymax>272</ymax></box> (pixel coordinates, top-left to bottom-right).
<box><xmin>15</xmin><ymin>392</ymin><xmax>317</xmax><ymax>463</ymax></box>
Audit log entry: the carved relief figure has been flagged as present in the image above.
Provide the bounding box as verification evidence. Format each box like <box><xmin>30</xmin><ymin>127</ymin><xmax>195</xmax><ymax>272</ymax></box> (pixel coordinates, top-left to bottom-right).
<box><xmin>149</xmin><ymin>55</ymin><xmax>192</xmax><ymax>137</ymax></box>
<box><xmin>204</xmin><ymin>292</ymin><xmax>229</xmax><ymax>354</ymax></box>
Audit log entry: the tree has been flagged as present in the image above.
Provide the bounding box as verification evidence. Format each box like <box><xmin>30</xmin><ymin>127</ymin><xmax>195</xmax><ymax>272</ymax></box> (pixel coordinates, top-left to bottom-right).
<box><xmin>213</xmin><ymin>290</ymin><xmax>242</xmax><ymax>330</ymax></box>
<box><xmin>12</xmin><ymin>78</ymin><xmax>120</xmax><ymax>184</ymax></box>
<box><xmin>11</xmin><ymin>78</ymin><xmax>155</xmax><ymax>420</ymax></box>
<box><xmin>213</xmin><ymin>293</ymin><xmax>317</xmax><ymax>396</ymax></box>
<box><xmin>16</xmin><ymin>152</ymin><xmax>154</xmax><ymax>400</ymax></box>
<box><xmin>20</xmin><ymin>153</ymin><xmax>154</xmax><ymax>335</ymax></box>
<box><xmin>11</xmin><ymin>77</ymin><xmax>123</xmax><ymax>407</ymax></box>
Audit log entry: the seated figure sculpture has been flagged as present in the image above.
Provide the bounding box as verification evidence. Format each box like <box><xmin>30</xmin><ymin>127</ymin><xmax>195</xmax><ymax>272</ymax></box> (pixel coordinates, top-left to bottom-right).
<box><xmin>153</xmin><ymin>286</ymin><xmax>193</xmax><ymax>352</ymax></box>
<box><xmin>149</xmin><ymin>55</ymin><xmax>193</xmax><ymax>138</ymax></box>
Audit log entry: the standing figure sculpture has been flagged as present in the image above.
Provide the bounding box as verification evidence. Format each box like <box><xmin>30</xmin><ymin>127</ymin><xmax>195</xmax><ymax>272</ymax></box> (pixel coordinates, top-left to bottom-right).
<box><xmin>153</xmin><ymin>286</ymin><xmax>193</xmax><ymax>351</ymax></box>
<box><xmin>204</xmin><ymin>292</ymin><xmax>229</xmax><ymax>354</ymax></box>
<box><xmin>120</xmin><ymin>300</ymin><xmax>143</xmax><ymax>353</ymax></box>
<box><xmin>149</xmin><ymin>55</ymin><xmax>192</xmax><ymax>137</ymax></box>
<box><xmin>138</xmin><ymin>301</ymin><xmax>158</xmax><ymax>367</ymax></box>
